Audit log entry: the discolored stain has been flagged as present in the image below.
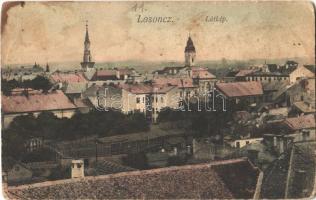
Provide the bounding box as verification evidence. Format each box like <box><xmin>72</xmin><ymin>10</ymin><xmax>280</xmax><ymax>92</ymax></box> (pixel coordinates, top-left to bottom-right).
<box><xmin>1</xmin><ymin>1</ymin><xmax>25</xmax><ymax>33</ymax></box>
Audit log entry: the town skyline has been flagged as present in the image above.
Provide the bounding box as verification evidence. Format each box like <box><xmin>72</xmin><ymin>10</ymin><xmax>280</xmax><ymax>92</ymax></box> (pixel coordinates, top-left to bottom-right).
<box><xmin>2</xmin><ymin>1</ymin><xmax>315</xmax><ymax>66</ymax></box>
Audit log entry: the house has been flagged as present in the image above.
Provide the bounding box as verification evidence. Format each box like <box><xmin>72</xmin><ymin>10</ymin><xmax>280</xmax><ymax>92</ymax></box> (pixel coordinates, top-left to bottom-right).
<box><xmin>235</xmin><ymin>69</ymin><xmax>259</xmax><ymax>81</ymax></box>
<box><xmin>82</xmin><ymin>84</ymin><xmax>122</xmax><ymax>111</ymax></box>
<box><xmin>275</xmin><ymin>78</ymin><xmax>315</xmax><ymax>107</ymax></box>
<box><xmin>49</xmin><ymin>71</ymin><xmax>88</xmax><ymax>88</ymax></box>
<box><xmin>2</xmin><ymin>157</ymin><xmax>33</xmax><ymax>185</ymax></box>
<box><xmin>152</xmin><ymin>77</ymin><xmax>198</xmax><ymax>99</ymax></box>
<box><xmin>261</xmin><ymin>81</ymin><xmax>288</xmax><ymax>103</ymax></box>
<box><xmin>215</xmin><ymin>81</ymin><xmax>263</xmax><ymax>107</ymax></box>
<box><xmin>120</xmin><ymin>83</ymin><xmax>180</xmax><ymax>122</ymax></box>
<box><xmin>2</xmin><ymin>89</ymin><xmax>77</xmax><ymax>128</ymax></box>
<box><xmin>189</xmin><ymin>67</ymin><xmax>216</xmax><ymax>94</ymax></box>
<box><xmin>7</xmin><ymin>158</ymin><xmax>262</xmax><ymax>199</ymax></box>
<box><xmin>282</xmin><ymin>114</ymin><xmax>316</xmax><ymax>141</ymax></box>
<box><xmin>243</xmin><ymin>62</ymin><xmax>300</xmax><ymax>84</ymax></box>
<box><xmin>264</xmin><ymin>114</ymin><xmax>316</xmax><ymax>150</ymax></box>
<box><xmin>289</xmin><ymin>65</ymin><xmax>315</xmax><ymax>84</ymax></box>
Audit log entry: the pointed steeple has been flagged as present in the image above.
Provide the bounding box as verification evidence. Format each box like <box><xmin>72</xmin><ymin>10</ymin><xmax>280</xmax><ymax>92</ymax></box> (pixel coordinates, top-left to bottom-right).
<box><xmin>185</xmin><ymin>35</ymin><xmax>195</xmax><ymax>53</ymax></box>
<box><xmin>85</xmin><ymin>20</ymin><xmax>90</xmax><ymax>43</ymax></box>
<box><xmin>46</xmin><ymin>62</ymin><xmax>50</xmax><ymax>72</ymax></box>
<box><xmin>81</xmin><ymin>20</ymin><xmax>95</xmax><ymax>71</ymax></box>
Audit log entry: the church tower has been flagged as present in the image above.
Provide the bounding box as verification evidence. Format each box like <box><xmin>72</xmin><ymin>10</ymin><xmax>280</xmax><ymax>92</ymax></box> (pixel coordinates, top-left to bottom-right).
<box><xmin>184</xmin><ymin>35</ymin><xmax>196</xmax><ymax>67</ymax></box>
<box><xmin>81</xmin><ymin>21</ymin><xmax>95</xmax><ymax>71</ymax></box>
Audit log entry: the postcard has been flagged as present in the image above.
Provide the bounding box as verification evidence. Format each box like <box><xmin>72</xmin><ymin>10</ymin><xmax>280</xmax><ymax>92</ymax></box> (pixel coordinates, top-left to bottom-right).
<box><xmin>1</xmin><ymin>1</ymin><xmax>315</xmax><ymax>199</ymax></box>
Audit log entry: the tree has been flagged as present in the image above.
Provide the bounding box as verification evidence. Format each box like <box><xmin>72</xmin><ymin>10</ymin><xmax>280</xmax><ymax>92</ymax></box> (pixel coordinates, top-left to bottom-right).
<box><xmin>31</xmin><ymin>75</ymin><xmax>52</xmax><ymax>92</ymax></box>
<box><xmin>1</xmin><ymin>79</ymin><xmax>19</xmax><ymax>95</ymax></box>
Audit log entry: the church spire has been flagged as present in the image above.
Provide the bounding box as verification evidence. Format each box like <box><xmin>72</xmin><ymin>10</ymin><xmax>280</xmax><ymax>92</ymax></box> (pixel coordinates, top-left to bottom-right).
<box><xmin>81</xmin><ymin>20</ymin><xmax>95</xmax><ymax>71</ymax></box>
<box><xmin>85</xmin><ymin>20</ymin><xmax>90</xmax><ymax>43</ymax></box>
<box><xmin>184</xmin><ymin>35</ymin><xmax>196</xmax><ymax>67</ymax></box>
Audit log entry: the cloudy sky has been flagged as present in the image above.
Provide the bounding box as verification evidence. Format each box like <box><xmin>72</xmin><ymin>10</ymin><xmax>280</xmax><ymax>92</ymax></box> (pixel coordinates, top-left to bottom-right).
<box><xmin>1</xmin><ymin>1</ymin><xmax>315</xmax><ymax>66</ymax></box>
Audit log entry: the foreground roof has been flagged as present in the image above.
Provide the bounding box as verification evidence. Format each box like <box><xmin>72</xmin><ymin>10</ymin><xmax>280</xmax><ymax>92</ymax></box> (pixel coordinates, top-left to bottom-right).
<box><xmin>2</xmin><ymin>90</ymin><xmax>76</xmax><ymax>114</ymax></box>
<box><xmin>216</xmin><ymin>81</ymin><xmax>263</xmax><ymax>97</ymax></box>
<box><xmin>7</xmin><ymin>158</ymin><xmax>261</xmax><ymax>199</ymax></box>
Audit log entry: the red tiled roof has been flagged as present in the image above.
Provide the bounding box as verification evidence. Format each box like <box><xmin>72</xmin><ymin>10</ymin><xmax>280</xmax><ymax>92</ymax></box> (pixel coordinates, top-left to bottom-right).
<box><xmin>192</xmin><ymin>68</ymin><xmax>216</xmax><ymax>79</ymax></box>
<box><xmin>216</xmin><ymin>81</ymin><xmax>263</xmax><ymax>97</ymax></box>
<box><xmin>96</xmin><ymin>70</ymin><xmax>116</xmax><ymax>77</ymax></box>
<box><xmin>8</xmin><ymin>158</ymin><xmax>260</xmax><ymax>199</ymax></box>
<box><xmin>120</xmin><ymin>84</ymin><xmax>153</xmax><ymax>94</ymax></box>
<box><xmin>284</xmin><ymin>114</ymin><xmax>316</xmax><ymax>130</ymax></box>
<box><xmin>2</xmin><ymin>90</ymin><xmax>76</xmax><ymax>114</ymax></box>
<box><xmin>50</xmin><ymin>73</ymin><xmax>87</xmax><ymax>83</ymax></box>
<box><xmin>153</xmin><ymin>77</ymin><xmax>196</xmax><ymax>88</ymax></box>
<box><xmin>95</xmin><ymin>69</ymin><xmax>132</xmax><ymax>77</ymax></box>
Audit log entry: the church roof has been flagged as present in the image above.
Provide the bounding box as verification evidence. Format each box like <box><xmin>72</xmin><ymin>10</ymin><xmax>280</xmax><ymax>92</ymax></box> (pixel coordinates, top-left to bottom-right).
<box><xmin>185</xmin><ymin>36</ymin><xmax>196</xmax><ymax>52</ymax></box>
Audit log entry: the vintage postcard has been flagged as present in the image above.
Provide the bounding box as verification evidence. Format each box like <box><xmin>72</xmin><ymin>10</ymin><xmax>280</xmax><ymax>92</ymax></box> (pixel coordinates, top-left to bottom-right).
<box><xmin>1</xmin><ymin>1</ymin><xmax>315</xmax><ymax>199</ymax></box>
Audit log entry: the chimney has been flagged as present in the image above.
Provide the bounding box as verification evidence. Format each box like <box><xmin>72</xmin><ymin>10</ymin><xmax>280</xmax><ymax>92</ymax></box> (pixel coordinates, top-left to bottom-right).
<box><xmin>71</xmin><ymin>160</ymin><xmax>84</xmax><ymax>178</ymax></box>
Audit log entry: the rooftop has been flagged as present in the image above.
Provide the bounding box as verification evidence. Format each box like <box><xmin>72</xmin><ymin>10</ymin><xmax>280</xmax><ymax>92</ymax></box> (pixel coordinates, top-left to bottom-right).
<box><xmin>283</xmin><ymin>114</ymin><xmax>316</xmax><ymax>131</ymax></box>
<box><xmin>153</xmin><ymin>77</ymin><xmax>196</xmax><ymax>88</ymax></box>
<box><xmin>216</xmin><ymin>81</ymin><xmax>263</xmax><ymax>97</ymax></box>
<box><xmin>50</xmin><ymin>72</ymin><xmax>87</xmax><ymax>83</ymax></box>
<box><xmin>7</xmin><ymin>158</ymin><xmax>261</xmax><ymax>199</ymax></box>
<box><xmin>2</xmin><ymin>90</ymin><xmax>77</xmax><ymax>114</ymax></box>
<box><xmin>191</xmin><ymin>67</ymin><xmax>216</xmax><ymax>79</ymax></box>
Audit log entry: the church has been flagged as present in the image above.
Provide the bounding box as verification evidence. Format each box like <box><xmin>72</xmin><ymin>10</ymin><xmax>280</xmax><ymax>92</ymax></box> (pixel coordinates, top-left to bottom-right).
<box><xmin>81</xmin><ymin>21</ymin><xmax>95</xmax><ymax>72</ymax></box>
<box><xmin>153</xmin><ymin>35</ymin><xmax>217</xmax><ymax>94</ymax></box>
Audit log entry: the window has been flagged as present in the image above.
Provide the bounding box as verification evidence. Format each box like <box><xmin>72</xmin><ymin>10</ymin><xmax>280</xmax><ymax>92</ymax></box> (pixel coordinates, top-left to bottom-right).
<box><xmin>136</xmin><ymin>97</ymin><xmax>140</xmax><ymax>103</ymax></box>
<box><xmin>161</xmin><ymin>97</ymin><xmax>164</xmax><ymax>103</ymax></box>
<box><xmin>236</xmin><ymin>142</ymin><xmax>240</xmax><ymax>148</ymax></box>
<box><xmin>156</xmin><ymin>97</ymin><xmax>158</xmax><ymax>103</ymax></box>
<box><xmin>246</xmin><ymin>141</ymin><xmax>250</xmax><ymax>145</ymax></box>
<box><xmin>142</xmin><ymin>97</ymin><xmax>145</xmax><ymax>103</ymax></box>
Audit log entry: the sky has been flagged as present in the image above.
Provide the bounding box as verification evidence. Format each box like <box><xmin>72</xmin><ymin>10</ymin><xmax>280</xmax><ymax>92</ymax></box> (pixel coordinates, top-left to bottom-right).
<box><xmin>1</xmin><ymin>1</ymin><xmax>315</xmax><ymax>66</ymax></box>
